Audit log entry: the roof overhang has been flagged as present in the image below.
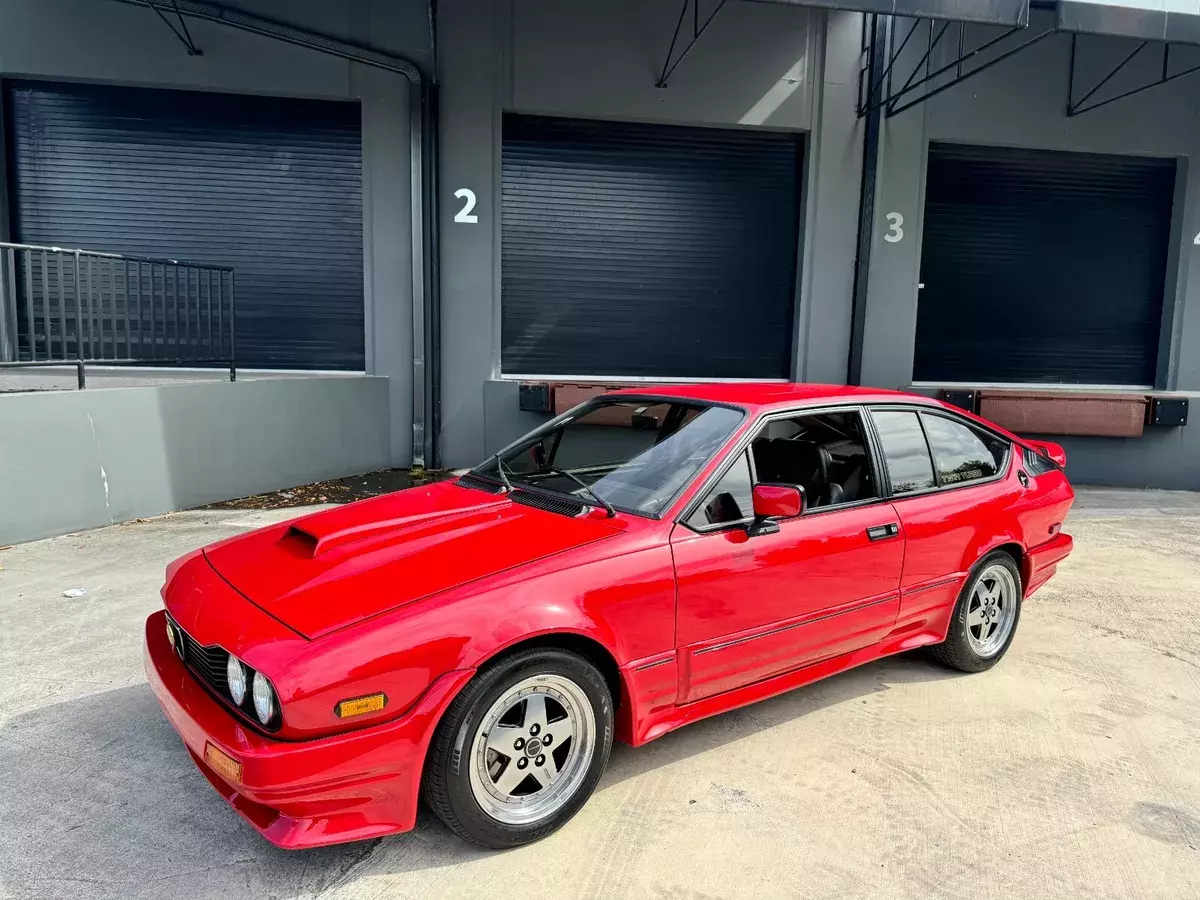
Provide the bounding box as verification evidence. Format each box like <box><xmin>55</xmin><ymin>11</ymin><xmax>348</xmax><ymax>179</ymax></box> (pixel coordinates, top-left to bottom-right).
<box><xmin>757</xmin><ymin>0</ymin><xmax>1200</xmax><ymax>46</ymax></box>
<box><xmin>1056</xmin><ymin>0</ymin><xmax>1200</xmax><ymax>44</ymax></box>
<box><xmin>753</xmin><ymin>0</ymin><xmax>1030</xmax><ymax>27</ymax></box>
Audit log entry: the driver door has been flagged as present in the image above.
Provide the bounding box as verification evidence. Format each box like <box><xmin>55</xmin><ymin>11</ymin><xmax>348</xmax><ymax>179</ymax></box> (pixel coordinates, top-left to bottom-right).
<box><xmin>671</xmin><ymin>411</ymin><xmax>904</xmax><ymax>703</ymax></box>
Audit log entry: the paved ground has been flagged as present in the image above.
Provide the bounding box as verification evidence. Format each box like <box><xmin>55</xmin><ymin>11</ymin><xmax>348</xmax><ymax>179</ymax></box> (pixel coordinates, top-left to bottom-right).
<box><xmin>2</xmin><ymin>488</ymin><xmax>1199</xmax><ymax>900</ymax></box>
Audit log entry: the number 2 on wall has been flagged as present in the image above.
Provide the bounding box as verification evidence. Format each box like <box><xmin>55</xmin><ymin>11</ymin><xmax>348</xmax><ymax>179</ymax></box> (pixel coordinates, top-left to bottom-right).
<box><xmin>884</xmin><ymin>212</ymin><xmax>904</xmax><ymax>243</ymax></box>
<box><xmin>454</xmin><ymin>188</ymin><xmax>478</xmax><ymax>223</ymax></box>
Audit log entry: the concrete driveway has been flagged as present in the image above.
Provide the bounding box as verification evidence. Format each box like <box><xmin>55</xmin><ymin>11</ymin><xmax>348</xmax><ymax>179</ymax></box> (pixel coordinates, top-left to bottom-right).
<box><xmin>2</xmin><ymin>488</ymin><xmax>1198</xmax><ymax>900</ymax></box>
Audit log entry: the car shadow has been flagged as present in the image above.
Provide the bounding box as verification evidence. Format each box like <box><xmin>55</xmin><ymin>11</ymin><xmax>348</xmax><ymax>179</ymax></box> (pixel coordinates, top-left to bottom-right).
<box><xmin>0</xmin><ymin>654</ymin><xmax>962</xmax><ymax>900</ymax></box>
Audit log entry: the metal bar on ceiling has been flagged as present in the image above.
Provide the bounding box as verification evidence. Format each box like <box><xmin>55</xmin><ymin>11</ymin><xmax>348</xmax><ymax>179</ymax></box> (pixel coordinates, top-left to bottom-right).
<box><xmin>145</xmin><ymin>0</ymin><xmax>202</xmax><ymax>55</ymax></box>
<box><xmin>1066</xmin><ymin>32</ymin><xmax>1200</xmax><ymax>117</ymax></box>
<box><xmin>656</xmin><ymin>0</ymin><xmax>730</xmax><ymax>88</ymax></box>
<box><xmin>860</xmin><ymin>16</ymin><xmax>921</xmax><ymax>116</ymax></box>
<box><xmin>887</xmin><ymin>26</ymin><xmax>1055</xmax><ymax>116</ymax></box>
<box><xmin>888</xmin><ymin>24</ymin><xmax>1023</xmax><ymax>111</ymax></box>
<box><xmin>1068</xmin><ymin>40</ymin><xmax>1148</xmax><ymax>114</ymax></box>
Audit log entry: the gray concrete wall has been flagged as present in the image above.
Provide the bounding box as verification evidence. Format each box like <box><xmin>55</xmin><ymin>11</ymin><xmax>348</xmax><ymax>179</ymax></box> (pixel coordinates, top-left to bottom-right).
<box><xmin>1050</xmin><ymin>425</ymin><xmax>1200</xmax><ymax>491</ymax></box>
<box><xmin>861</xmin><ymin>12</ymin><xmax>1200</xmax><ymax>395</ymax></box>
<box><xmin>0</xmin><ymin>376</ymin><xmax>391</xmax><ymax>545</ymax></box>
<box><xmin>0</xmin><ymin>0</ymin><xmax>428</xmax><ymax>464</ymax></box>
<box><xmin>856</xmin><ymin>11</ymin><xmax>1200</xmax><ymax>487</ymax></box>
<box><xmin>437</xmin><ymin>0</ymin><xmax>843</xmax><ymax>467</ymax></box>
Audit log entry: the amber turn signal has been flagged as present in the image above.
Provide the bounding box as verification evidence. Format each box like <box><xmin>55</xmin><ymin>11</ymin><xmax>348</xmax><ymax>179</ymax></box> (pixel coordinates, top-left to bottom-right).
<box><xmin>335</xmin><ymin>693</ymin><xmax>387</xmax><ymax>718</ymax></box>
<box><xmin>204</xmin><ymin>742</ymin><xmax>243</xmax><ymax>783</ymax></box>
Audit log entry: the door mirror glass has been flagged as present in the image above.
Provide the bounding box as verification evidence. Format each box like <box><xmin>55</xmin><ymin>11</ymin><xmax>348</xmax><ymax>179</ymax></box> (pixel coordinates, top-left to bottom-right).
<box><xmin>752</xmin><ymin>483</ymin><xmax>804</xmax><ymax>520</ymax></box>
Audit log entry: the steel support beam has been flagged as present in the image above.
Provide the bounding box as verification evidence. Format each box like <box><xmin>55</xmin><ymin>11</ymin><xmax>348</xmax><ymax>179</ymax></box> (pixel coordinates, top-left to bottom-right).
<box><xmin>145</xmin><ymin>0</ymin><xmax>203</xmax><ymax>55</ymax></box>
<box><xmin>656</xmin><ymin>0</ymin><xmax>730</xmax><ymax>88</ymax></box>
<box><xmin>1067</xmin><ymin>35</ymin><xmax>1200</xmax><ymax>117</ymax></box>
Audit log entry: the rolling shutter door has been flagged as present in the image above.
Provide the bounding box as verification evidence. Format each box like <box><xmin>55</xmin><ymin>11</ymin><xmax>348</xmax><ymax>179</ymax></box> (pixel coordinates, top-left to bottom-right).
<box><xmin>915</xmin><ymin>143</ymin><xmax>1175</xmax><ymax>386</ymax></box>
<box><xmin>501</xmin><ymin>114</ymin><xmax>801</xmax><ymax>379</ymax></box>
<box><xmin>4</xmin><ymin>80</ymin><xmax>363</xmax><ymax>370</ymax></box>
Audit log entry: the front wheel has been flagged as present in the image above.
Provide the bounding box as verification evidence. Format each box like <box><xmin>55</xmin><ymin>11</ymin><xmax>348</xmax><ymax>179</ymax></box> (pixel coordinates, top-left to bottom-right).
<box><xmin>930</xmin><ymin>551</ymin><xmax>1023</xmax><ymax>673</ymax></box>
<box><xmin>422</xmin><ymin>648</ymin><xmax>613</xmax><ymax>848</ymax></box>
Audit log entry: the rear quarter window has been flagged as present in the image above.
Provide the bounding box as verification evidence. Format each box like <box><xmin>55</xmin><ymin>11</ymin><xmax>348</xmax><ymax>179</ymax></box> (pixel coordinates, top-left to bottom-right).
<box><xmin>920</xmin><ymin>414</ymin><xmax>1009</xmax><ymax>486</ymax></box>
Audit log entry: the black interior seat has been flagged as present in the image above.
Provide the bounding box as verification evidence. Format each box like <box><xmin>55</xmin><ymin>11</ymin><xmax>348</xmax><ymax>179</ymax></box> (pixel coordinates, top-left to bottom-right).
<box><xmin>836</xmin><ymin>455</ymin><xmax>866</xmax><ymax>503</ymax></box>
<box><xmin>753</xmin><ymin>438</ymin><xmax>832</xmax><ymax>506</ymax></box>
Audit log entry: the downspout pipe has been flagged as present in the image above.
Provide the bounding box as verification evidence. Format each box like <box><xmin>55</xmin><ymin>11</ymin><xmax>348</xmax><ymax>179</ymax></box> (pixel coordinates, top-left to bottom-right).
<box><xmin>104</xmin><ymin>0</ymin><xmax>437</xmax><ymax>469</ymax></box>
<box><xmin>848</xmin><ymin>13</ymin><xmax>888</xmax><ymax>385</ymax></box>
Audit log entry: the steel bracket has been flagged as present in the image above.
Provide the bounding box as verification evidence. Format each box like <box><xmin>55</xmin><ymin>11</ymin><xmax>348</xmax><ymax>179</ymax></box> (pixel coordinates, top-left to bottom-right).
<box><xmin>1067</xmin><ymin>34</ymin><xmax>1200</xmax><ymax>117</ymax></box>
<box><xmin>858</xmin><ymin>15</ymin><xmax>1052</xmax><ymax>118</ymax></box>
<box><xmin>655</xmin><ymin>0</ymin><xmax>729</xmax><ymax>88</ymax></box>
<box><xmin>145</xmin><ymin>0</ymin><xmax>203</xmax><ymax>56</ymax></box>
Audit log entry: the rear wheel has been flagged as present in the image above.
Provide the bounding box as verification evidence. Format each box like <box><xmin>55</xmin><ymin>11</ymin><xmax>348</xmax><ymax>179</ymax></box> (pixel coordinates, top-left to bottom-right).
<box><xmin>930</xmin><ymin>551</ymin><xmax>1022</xmax><ymax>673</ymax></box>
<box><xmin>422</xmin><ymin>648</ymin><xmax>613</xmax><ymax>848</ymax></box>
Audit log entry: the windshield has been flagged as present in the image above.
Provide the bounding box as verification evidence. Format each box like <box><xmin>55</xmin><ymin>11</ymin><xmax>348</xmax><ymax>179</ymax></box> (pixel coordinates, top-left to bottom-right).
<box><xmin>472</xmin><ymin>399</ymin><xmax>744</xmax><ymax>517</ymax></box>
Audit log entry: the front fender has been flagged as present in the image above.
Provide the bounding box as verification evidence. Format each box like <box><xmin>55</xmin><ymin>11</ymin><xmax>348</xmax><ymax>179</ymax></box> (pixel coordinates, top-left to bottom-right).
<box><xmin>289</xmin><ymin>539</ymin><xmax>677</xmax><ymax>738</ymax></box>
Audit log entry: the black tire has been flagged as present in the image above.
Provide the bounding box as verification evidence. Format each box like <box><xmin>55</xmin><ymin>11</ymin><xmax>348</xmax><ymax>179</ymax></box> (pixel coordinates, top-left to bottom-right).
<box><xmin>930</xmin><ymin>550</ymin><xmax>1023</xmax><ymax>673</ymax></box>
<box><xmin>421</xmin><ymin>648</ymin><xmax>613</xmax><ymax>848</ymax></box>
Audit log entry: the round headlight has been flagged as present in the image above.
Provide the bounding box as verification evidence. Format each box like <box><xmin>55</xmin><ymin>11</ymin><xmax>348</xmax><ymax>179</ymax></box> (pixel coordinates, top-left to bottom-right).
<box><xmin>252</xmin><ymin>671</ymin><xmax>276</xmax><ymax>725</ymax></box>
<box><xmin>226</xmin><ymin>655</ymin><xmax>247</xmax><ymax>706</ymax></box>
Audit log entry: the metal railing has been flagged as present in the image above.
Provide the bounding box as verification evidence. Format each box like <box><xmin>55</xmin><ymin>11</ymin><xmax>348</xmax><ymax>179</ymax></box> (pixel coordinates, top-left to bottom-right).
<box><xmin>0</xmin><ymin>241</ymin><xmax>236</xmax><ymax>386</ymax></box>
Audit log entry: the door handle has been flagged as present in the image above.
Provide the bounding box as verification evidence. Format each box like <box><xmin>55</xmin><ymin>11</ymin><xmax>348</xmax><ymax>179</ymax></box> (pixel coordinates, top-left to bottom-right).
<box><xmin>866</xmin><ymin>523</ymin><xmax>900</xmax><ymax>541</ymax></box>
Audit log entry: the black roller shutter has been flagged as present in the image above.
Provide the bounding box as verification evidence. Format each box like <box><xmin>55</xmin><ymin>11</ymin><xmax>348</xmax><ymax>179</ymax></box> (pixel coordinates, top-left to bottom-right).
<box><xmin>4</xmin><ymin>80</ymin><xmax>363</xmax><ymax>370</ymax></box>
<box><xmin>915</xmin><ymin>143</ymin><xmax>1175</xmax><ymax>386</ymax></box>
<box><xmin>501</xmin><ymin>114</ymin><xmax>801</xmax><ymax>379</ymax></box>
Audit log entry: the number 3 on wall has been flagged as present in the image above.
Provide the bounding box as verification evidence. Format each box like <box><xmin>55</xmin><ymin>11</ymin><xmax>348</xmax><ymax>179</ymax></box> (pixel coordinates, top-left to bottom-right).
<box><xmin>883</xmin><ymin>212</ymin><xmax>904</xmax><ymax>243</ymax></box>
<box><xmin>454</xmin><ymin>188</ymin><xmax>478</xmax><ymax>224</ymax></box>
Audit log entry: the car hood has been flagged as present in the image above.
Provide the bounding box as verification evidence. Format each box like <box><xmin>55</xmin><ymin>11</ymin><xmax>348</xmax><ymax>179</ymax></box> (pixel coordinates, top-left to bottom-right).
<box><xmin>203</xmin><ymin>481</ymin><xmax>623</xmax><ymax>639</ymax></box>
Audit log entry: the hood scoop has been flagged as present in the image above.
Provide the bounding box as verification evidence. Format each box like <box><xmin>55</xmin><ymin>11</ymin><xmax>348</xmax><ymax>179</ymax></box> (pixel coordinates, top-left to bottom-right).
<box><xmin>284</xmin><ymin>498</ymin><xmax>508</xmax><ymax>558</ymax></box>
<box><xmin>203</xmin><ymin>480</ymin><xmax>624</xmax><ymax>639</ymax></box>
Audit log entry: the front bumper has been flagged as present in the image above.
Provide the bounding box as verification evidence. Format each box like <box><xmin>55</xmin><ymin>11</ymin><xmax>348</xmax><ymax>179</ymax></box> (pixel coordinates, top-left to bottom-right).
<box><xmin>144</xmin><ymin>610</ymin><xmax>473</xmax><ymax>849</ymax></box>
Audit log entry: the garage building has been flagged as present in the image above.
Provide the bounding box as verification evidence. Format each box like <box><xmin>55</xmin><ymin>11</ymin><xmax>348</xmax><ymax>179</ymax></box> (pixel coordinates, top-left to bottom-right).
<box><xmin>1</xmin><ymin>0</ymin><xmax>1198</xmax><ymax>543</ymax></box>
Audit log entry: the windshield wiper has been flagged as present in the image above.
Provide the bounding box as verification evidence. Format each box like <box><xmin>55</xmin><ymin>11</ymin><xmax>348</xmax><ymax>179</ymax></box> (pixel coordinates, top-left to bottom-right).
<box><xmin>491</xmin><ymin>452</ymin><xmax>514</xmax><ymax>492</ymax></box>
<box><xmin>543</xmin><ymin>466</ymin><xmax>617</xmax><ymax>518</ymax></box>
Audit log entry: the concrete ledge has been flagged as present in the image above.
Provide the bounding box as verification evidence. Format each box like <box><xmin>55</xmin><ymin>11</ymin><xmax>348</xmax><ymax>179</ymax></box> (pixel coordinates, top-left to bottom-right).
<box><xmin>0</xmin><ymin>376</ymin><xmax>391</xmax><ymax>545</ymax></box>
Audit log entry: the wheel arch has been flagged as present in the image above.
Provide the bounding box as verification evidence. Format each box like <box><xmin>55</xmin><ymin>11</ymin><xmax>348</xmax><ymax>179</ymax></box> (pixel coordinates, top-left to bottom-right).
<box><xmin>431</xmin><ymin>627</ymin><xmax>636</xmax><ymax>752</ymax></box>
<box><xmin>985</xmin><ymin>540</ymin><xmax>1029</xmax><ymax>591</ymax></box>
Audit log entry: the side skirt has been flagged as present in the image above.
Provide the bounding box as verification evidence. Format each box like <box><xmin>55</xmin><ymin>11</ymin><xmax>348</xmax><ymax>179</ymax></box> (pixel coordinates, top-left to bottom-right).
<box><xmin>629</xmin><ymin>627</ymin><xmax>943</xmax><ymax>746</ymax></box>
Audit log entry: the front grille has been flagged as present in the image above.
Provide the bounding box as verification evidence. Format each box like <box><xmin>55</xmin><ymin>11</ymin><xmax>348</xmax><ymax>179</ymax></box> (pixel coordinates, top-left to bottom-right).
<box><xmin>175</xmin><ymin>624</ymin><xmax>230</xmax><ymax>695</ymax></box>
<box><xmin>456</xmin><ymin>473</ymin><xmax>505</xmax><ymax>494</ymax></box>
<box><xmin>511</xmin><ymin>489</ymin><xmax>586</xmax><ymax>518</ymax></box>
<box><xmin>167</xmin><ymin>617</ymin><xmax>280</xmax><ymax>732</ymax></box>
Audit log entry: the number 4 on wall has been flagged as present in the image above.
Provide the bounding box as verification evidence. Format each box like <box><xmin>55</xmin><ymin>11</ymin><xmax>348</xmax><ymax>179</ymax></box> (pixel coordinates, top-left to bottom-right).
<box><xmin>1194</xmin><ymin>230</ymin><xmax>1200</xmax><ymax>245</ymax></box>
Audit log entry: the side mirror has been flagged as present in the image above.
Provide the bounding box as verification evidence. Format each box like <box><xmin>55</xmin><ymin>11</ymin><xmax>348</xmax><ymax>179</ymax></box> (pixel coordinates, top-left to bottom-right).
<box><xmin>1027</xmin><ymin>440</ymin><xmax>1067</xmax><ymax>468</ymax></box>
<box><xmin>530</xmin><ymin>441</ymin><xmax>547</xmax><ymax>469</ymax></box>
<box><xmin>747</xmin><ymin>484</ymin><xmax>804</xmax><ymax>537</ymax></box>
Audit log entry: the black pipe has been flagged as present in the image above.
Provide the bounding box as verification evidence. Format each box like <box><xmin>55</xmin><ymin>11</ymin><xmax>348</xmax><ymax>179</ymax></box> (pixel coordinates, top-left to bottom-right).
<box><xmin>848</xmin><ymin>14</ymin><xmax>888</xmax><ymax>385</ymax></box>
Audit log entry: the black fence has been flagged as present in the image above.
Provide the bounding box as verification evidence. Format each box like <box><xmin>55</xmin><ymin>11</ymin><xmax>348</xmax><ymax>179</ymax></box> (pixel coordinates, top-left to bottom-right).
<box><xmin>0</xmin><ymin>241</ymin><xmax>236</xmax><ymax>385</ymax></box>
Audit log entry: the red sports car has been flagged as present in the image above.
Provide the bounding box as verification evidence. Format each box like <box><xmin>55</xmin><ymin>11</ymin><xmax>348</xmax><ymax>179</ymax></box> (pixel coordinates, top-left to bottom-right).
<box><xmin>145</xmin><ymin>384</ymin><xmax>1074</xmax><ymax>849</ymax></box>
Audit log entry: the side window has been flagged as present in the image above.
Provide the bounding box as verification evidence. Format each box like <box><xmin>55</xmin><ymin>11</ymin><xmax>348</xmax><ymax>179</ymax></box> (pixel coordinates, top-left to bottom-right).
<box><xmin>750</xmin><ymin>410</ymin><xmax>878</xmax><ymax>509</ymax></box>
<box><xmin>686</xmin><ymin>451</ymin><xmax>754</xmax><ymax>529</ymax></box>
<box><xmin>870</xmin><ymin>410</ymin><xmax>936</xmax><ymax>494</ymax></box>
<box><xmin>921</xmin><ymin>414</ymin><xmax>1009</xmax><ymax>486</ymax></box>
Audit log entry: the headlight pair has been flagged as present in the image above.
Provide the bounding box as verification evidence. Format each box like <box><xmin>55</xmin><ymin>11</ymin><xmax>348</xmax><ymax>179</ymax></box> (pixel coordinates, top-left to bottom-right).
<box><xmin>225</xmin><ymin>654</ymin><xmax>277</xmax><ymax>726</ymax></box>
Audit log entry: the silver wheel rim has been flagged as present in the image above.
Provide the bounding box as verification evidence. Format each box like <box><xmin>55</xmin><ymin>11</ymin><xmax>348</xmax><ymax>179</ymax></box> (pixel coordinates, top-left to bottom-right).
<box><xmin>469</xmin><ymin>673</ymin><xmax>596</xmax><ymax>826</ymax></box>
<box><xmin>967</xmin><ymin>564</ymin><xmax>1018</xmax><ymax>658</ymax></box>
